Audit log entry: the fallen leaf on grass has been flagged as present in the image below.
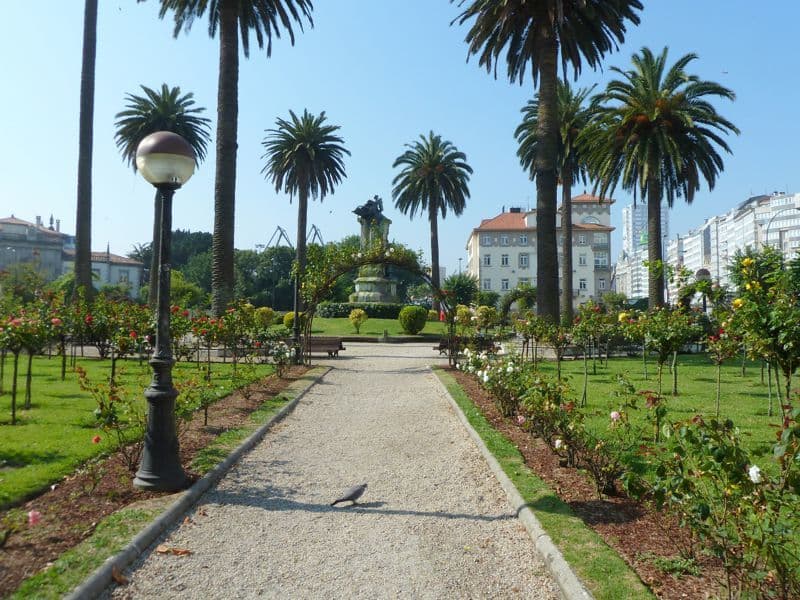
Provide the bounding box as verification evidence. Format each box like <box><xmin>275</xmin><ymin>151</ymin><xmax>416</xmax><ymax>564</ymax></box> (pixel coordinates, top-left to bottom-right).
<box><xmin>111</xmin><ymin>565</ymin><xmax>129</xmax><ymax>585</ymax></box>
<box><xmin>156</xmin><ymin>544</ymin><xmax>193</xmax><ymax>556</ymax></box>
<box><xmin>183</xmin><ymin>516</ymin><xmax>192</xmax><ymax>525</ymax></box>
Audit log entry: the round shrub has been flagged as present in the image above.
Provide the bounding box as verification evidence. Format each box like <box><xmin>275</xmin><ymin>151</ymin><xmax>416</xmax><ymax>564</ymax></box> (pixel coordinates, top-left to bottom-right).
<box><xmin>254</xmin><ymin>306</ymin><xmax>274</xmax><ymax>328</ymax></box>
<box><xmin>283</xmin><ymin>311</ymin><xmax>306</xmax><ymax>330</ymax></box>
<box><xmin>398</xmin><ymin>305</ymin><xmax>428</xmax><ymax>335</ymax></box>
<box><xmin>348</xmin><ymin>308</ymin><xmax>368</xmax><ymax>333</ymax></box>
<box><xmin>427</xmin><ymin>309</ymin><xmax>439</xmax><ymax>322</ymax></box>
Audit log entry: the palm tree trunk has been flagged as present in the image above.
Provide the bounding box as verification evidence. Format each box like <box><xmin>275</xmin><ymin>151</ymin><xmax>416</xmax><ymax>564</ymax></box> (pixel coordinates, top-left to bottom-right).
<box><xmin>429</xmin><ymin>201</ymin><xmax>441</xmax><ymax>312</ymax></box>
<box><xmin>149</xmin><ymin>190</ymin><xmax>162</xmax><ymax>306</ymax></box>
<box><xmin>211</xmin><ymin>0</ymin><xmax>239</xmax><ymax>316</ymax></box>
<box><xmin>74</xmin><ymin>0</ymin><xmax>98</xmax><ymax>299</ymax></box>
<box><xmin>534</xmin><ymin>23</ymin><xmax>560</xmax><ymax>323</ymax></box>
<box><xmin>646</xmin><ymin>174</ymin><xmax>665</xmax><ymax>308</ymax></box>
<box><xmin>293</xmin><ymin>187</ymin><xmax>308</xmax><ymax>363</ymax></box>
<box><xmin>560</xmin><ymin>170</ymin><xmax>574</xmax><ymax>325</ymax></box>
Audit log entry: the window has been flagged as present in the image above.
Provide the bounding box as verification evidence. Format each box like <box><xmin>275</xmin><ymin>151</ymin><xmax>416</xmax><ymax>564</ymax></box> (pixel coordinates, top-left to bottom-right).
<box><xmin>483</xmin><ymin>278</ymin><xmax>492</xmax><ymax>290</ymax></box>
<box><xmin>599</xmin><ymin>278</ymin><xmax>606</xmax><ymax>290</ymax></box>
<box><xmin>500</xmin><ymin>235</ymin><xmax>509</xmax><ymax>246</ymax></box>
<box><xmin>578</xmin><ymin>234</ymin><xmax>587</xmax><ymax>245</ymax></box>
<box><xmin>579</xmin><ymin>278</ymin><xmax>587</xmax><ymax>291</ymax></box>
<box><xmin>578</xmin><ymin>254</ymin><xmax>587</xmax><ymax>266</ymax></box>
<box><xmin>501</xmin><ymin>279</ymin><xmax>509</xmax><ymax>291</ymax></box>
<box><xmin>481</xmin><ymin>234</ymin><xmax>491</xmax><ymax>245</ymax></box>
<box><xmin>519</xmin><ymin>253</ymin><xmax>529</xmax><ymax>268</ymax></box>
<box><xmin>483</xmin><ymin>254</ymin><xmax>491</xmax><ymax>266</ymax></box>
<box><xmin>594</xmin><ymin>233</ymin><xmax>607</xmax><ymax>244</ymax></box>
<box><xmin>118</xmin><ymin>269</ymin><xmax>130</xmax><ymax>283</ymax></box>
<box><xmin>594</xmin><ymin>252</ymin><xmax>608</xmax><ymax>267</ymax></box>
<box><xmin>501</xmin><ymin>254</ymin><xmax>509</xmax><ymax>267</ymax></box>
<box><xmin>518</xmin><ymin>277</ymin><xmax>530</xmax><ymax>286</ymax></box>
<box><xmin>519</xmin><ymin>234</ymin><xmax>528</xmax><ymax>245</ymax></box>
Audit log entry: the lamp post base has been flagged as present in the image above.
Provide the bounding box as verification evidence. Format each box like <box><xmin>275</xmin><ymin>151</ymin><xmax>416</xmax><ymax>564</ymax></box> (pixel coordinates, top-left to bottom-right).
<box><xmin>133</xmin><ymin>357</ymin><xmax>187</xmax><ymax>492</ymax></box>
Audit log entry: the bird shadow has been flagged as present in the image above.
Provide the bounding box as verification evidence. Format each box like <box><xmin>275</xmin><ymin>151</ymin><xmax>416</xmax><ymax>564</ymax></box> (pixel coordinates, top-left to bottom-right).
<box><xmin>210</xmin><ymin>487</ymin><xmax>514</xmax><ymax>523</ymax></box>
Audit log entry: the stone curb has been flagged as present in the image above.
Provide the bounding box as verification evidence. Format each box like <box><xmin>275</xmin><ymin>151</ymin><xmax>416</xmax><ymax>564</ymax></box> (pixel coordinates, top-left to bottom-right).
<box><xmin>67</xmin><ymin>366</ymin><xmax>330</xmax><ymax>600</ymax></box>
<box><xmin>431</xmin><ymin>369</ymin><xmax>593</xmax><ymax>600</ymax></box>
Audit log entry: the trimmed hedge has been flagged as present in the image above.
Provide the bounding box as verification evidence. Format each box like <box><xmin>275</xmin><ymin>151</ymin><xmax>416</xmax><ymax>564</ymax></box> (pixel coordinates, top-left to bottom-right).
<box><xmin>316</xmin><ymin>302</ymin><xmax>404</xmax><ymax>319</ymax></box>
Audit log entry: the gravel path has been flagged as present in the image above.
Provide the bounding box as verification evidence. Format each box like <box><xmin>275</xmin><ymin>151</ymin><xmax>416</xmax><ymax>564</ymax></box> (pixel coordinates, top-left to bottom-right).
<box><xmin>109</xmin><ymin>343</ymin><xmax>560</xmax><ymax>599</ymax></box>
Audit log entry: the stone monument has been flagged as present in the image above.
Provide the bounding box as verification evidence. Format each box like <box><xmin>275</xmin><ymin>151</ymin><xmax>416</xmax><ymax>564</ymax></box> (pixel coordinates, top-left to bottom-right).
<box><xmin>349</xmin><ymin>195</ymin><xmax>398</xmax><ymax>303</ymax></box>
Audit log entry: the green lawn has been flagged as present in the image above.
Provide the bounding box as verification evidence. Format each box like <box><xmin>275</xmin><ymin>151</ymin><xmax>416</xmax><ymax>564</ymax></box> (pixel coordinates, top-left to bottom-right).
<box><xmin>310</xmin><ymin>316</ymin><xmax>447</xmax><ymax>338</ymax></box>
<box><xmin>521</xmin><ymin>353</ymin><xmax>779</xmax><ymax>459</ymax></box>
<box><xmin>0</xmin><ymin>355</ymin><xmax>272</xmax><ymax>508</ymax></box>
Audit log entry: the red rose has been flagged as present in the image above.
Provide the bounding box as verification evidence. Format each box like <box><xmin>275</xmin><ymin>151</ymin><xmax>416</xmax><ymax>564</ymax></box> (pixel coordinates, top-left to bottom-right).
<box><xmin>182</xmin><ymin>310</ymin><xmax>190</xmax><ymax>317</ymax></box>
<box><xmin>85</xmin><ymin>315</ymin><xmax>93</xmax><ymax>325</ymax></box>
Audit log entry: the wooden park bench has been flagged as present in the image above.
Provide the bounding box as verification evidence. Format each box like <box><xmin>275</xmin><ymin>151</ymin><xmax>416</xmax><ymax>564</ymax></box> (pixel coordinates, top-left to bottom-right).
<box><xmin>304</xmin><ymin>336</ymin><xmax>346</xmax><ymax>357</ymax></box>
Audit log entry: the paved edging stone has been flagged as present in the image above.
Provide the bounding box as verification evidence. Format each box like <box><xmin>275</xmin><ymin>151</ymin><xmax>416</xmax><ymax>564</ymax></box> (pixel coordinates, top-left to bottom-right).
<box><xmin>66</xmin><ymin>366</ymin><xmax>330</xmax><ymax>600</ymax></box>
<box><xmin>432</xmin><ymin>368</ymin><xmax>594</xmax><ymax>600</ymax></box>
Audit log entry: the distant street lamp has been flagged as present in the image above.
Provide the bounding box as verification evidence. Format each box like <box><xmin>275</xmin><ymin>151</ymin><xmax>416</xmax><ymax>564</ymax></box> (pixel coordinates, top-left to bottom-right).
<box><xmin>133</xmin><ymin>131</ymin><xmax>195</xmax><ymax>491</ymax></box>
<box><xmin>458</xmin><ymin>257</ymin><xmax>462</xmax><ymax>274</ymax></box>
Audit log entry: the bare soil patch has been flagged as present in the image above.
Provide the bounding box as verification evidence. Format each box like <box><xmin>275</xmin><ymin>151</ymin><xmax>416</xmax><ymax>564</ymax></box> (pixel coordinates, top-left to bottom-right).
<box><xmin>0</xmin><ymin>366</ymin><xmax>308</xmax><ymax>597</ymax></box>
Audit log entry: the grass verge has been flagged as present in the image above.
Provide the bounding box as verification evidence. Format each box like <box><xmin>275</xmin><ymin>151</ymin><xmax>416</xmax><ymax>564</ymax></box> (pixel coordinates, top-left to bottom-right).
<box><xmin>435</xmin><ymin>368</ymin><xmax>654</xmax><ymax>600</ymax></box>
<box><xmin>10</xmin><ymin>504</ymin><xmax>163</xmax><ymax>600</ymax></box>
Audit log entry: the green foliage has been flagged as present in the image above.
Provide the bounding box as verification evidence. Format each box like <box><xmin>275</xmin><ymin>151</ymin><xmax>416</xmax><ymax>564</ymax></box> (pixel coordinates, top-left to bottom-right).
<box><xmin>499</xmin><ymin>284</ymin><xmax>536</xmax><ymax>320</ymax></box>
<box><xmin>348</xmin><ymin>308</ymin><xmax>368</xmax><ymax>334</ymax></box>
<box><xmin>442</xmin><ymin>272</ymin><xmax>478</xmax><ymax>306</ymax></box>
<box><xmin>398</xmin><ymin>305</ymin><xmax>428</xmax><ymax>335</ymax></box>
<box><xmin>476</xmin><ymin>290</ymin><xmax>499</xmax><ymax>308</ymax></box>
<box><xmin>282</xmin><ymin>311</ymin><xmax>306</xmax><ymax>330</ymax></box>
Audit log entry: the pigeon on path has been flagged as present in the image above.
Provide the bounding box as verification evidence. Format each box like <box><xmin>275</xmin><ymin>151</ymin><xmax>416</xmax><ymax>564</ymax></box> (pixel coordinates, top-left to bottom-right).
<box><xmin>330</xmin><ymin>483</ymin><xmax>367</xmax><ymax>506</ymax></box>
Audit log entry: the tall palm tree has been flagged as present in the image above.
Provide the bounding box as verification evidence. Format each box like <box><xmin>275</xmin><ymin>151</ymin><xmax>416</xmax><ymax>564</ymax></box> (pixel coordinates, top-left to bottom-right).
<box><xmin>582</xmin><ymin>47</ymin><xmax>739</xmax><ymax>308</ymax></box>
<box><xmin>114</xmin><ymin>84</ymin><xmax>212</xmax><ymax>305</ymax></box>
<box><xmin>261</xmin><ymin>109</ymin><xmax>349</xmax><ymax>360</ymax></box>
<box><xmin>74</xmin><ymin>0</ymin><xmax>98</xmax><ymax>299</ymax></box>
<box><xmin>156</xmin><ymin>0</ymin><xmax>314</xmax><ymax>315</ymax></box>
<box><xmin>453</xmin><ymin>0</ymin><xmax>642</xmax><ymax>322</ymax></box>
<box><xmin>516</xmin><ymin>80</ymin><xmax>596</xmax><ymax>324</ymax></box>
<box><xmin>392</xmin><ymin>132</ymin><xmax>472</xmax><ymax>310</ymax></box>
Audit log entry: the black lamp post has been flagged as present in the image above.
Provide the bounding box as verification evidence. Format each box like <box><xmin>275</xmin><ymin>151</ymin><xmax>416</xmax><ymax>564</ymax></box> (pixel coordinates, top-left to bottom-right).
<box><xmin>133</xmin><ymin>131</ymin><xmax>195</xmax><ymax>491</ymax></box>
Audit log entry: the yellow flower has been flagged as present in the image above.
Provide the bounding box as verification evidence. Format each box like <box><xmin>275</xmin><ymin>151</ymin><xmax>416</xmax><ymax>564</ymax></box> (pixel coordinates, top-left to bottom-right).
<box><xmin>618</xmin><ymin>312</ymin><xmax>629</xmax><ymax>323</ymax></box>
<box><xmin>732</xmin><ymin>298</ymin><xmax>744</xmax><ymax>309</ymax></box>
<box><xmin>742</xmin><ymin>257</ymin><xmax>755</xmax><ymax>268</ymax></box>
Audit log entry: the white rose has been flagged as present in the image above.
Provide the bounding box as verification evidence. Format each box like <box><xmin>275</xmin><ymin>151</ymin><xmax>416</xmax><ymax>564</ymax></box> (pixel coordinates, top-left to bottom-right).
<box><xmin>748</xmin><ymin>465</ymin><xmax>762</xmax><ymax>484</ymax></box>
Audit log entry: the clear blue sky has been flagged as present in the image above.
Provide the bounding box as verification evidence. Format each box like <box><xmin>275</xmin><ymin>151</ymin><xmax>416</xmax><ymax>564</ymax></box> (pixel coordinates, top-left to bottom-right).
<box><xmin>0</xmin><ymin>2</ymin><xmax>795</xmax><ymax>277</ymax></box>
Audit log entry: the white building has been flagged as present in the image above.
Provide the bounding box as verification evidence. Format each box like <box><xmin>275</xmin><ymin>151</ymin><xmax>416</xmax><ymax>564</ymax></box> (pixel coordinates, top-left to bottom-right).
<box><xmin>63</xmin><ymin>248</ymin><xmax>144</xmax><ymax>297</ymax></box>
<box><xmin>614</xmin><ymin>202</ymin><xmax>669</xmax><ymax>301</ymax></box>
<box><xmin>465</xmin><ymin>194</ymin><xmax>613</xmax><ymax>307</ymax></box>
<box><xmin>661</xmin><ymin>192</ymin><xmax>800</xmax><ymax>300</ymax></box>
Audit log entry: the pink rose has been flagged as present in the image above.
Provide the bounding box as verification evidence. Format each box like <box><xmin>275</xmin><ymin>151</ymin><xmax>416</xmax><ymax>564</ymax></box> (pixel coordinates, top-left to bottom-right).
<box><xmin>610</xmin><ymin>411</ymin><xmax>621</xmax><ymax>422</ymax></box>
<box><xmin>28</xmin><ymin>510</ymin><xmax>42</xmax><ymax>526</ymax></box>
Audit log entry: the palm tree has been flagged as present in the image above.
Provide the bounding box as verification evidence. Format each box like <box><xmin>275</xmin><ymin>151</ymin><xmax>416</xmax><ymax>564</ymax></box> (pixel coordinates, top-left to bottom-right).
<box><xmin>582</xmin><ymin>47</ymin><xmax>739</xmax><ymax>308</ymax></box>
<box><xmin>392</xmin><ymin>132</ymin><xmax>472</xmax><ymax>310</ymax></box>
<box><xmin>114</xmin><ymin>84</ymin><xmax>211</xmax><ymax>305</ymax></box>
<box><xmin>156</xmin><ymin>0</ymin><xmax>313</xmax><ymax>315</ymax></box>
<box><xmin>453</xmin><ymin>0</ymin><xmax>642</xmax><ymax>322</ymax></box>
<box><xmin>74</xmin><ymin>0</ymin><xmax>98</xmax><ymax>299</ymax></box>
<box><xmin>516</xmin><ymin>80</ymin><xmax>596</xmax><ymax>324</ymax></box>
<box><xmin>261</xmin><ymin>109</ymin><xmax>349</xmax><ymax>361</ymax></box>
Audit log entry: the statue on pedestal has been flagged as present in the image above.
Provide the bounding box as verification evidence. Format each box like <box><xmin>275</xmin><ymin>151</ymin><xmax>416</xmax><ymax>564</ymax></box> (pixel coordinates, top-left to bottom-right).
<box><xmin>349</xmin><ymin>195</ymin><xmax>398</xmax><ymax>304</ymax></box>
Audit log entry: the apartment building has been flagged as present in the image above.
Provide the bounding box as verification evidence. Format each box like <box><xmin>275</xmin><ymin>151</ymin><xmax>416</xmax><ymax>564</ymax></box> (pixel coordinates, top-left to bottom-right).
<box><xmin>465</xmin><ymin>194</ymin><xmax>613</xmax><ymax>307</ymax></box>
<box><xmin>662</xmin><ymin>192</ymin><xmax>800</xmax><ymax>298</ymax></box>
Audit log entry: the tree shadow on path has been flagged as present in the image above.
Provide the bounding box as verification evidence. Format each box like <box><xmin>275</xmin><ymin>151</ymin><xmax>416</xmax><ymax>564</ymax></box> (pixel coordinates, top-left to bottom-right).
<box><xmin>210</xmin><ymin>486</ymin><xmax>515</xmax><ymax>523</ymax></box>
